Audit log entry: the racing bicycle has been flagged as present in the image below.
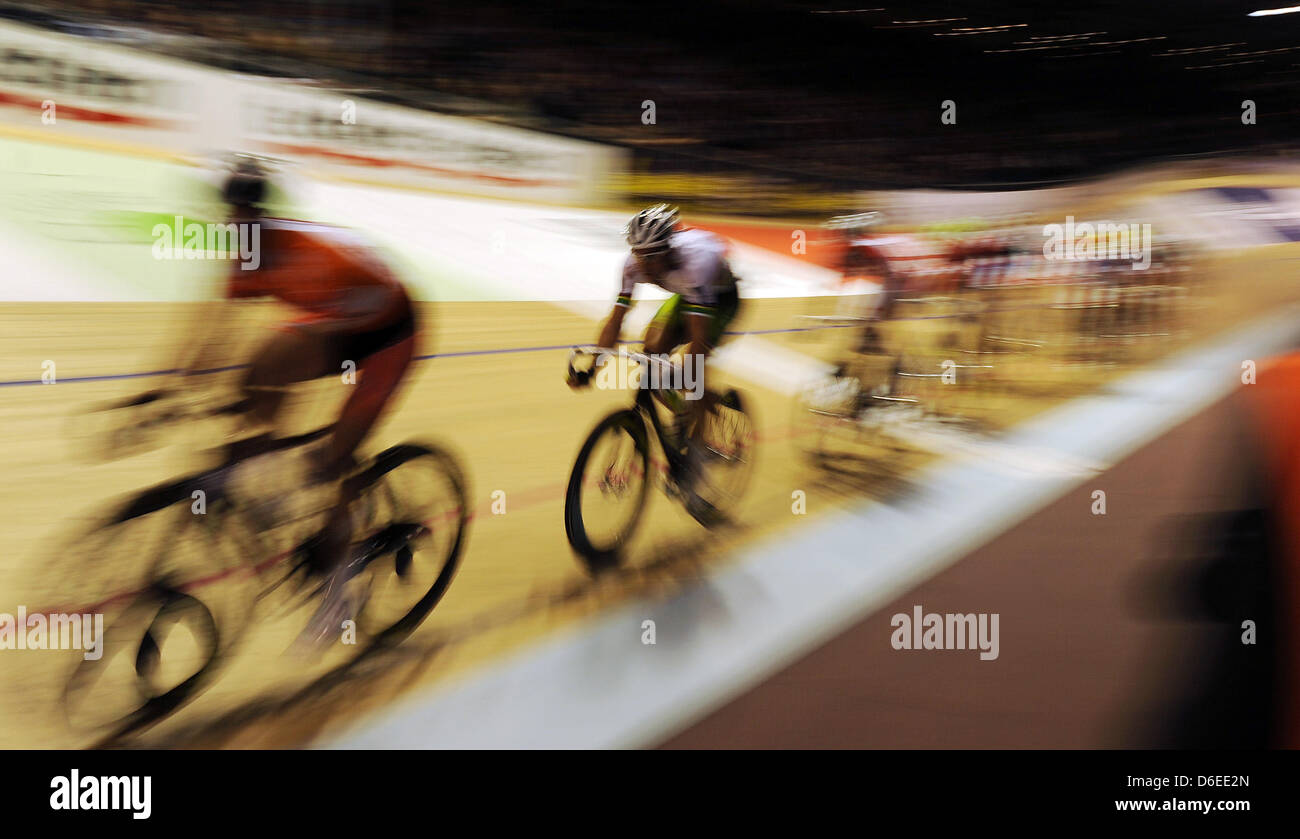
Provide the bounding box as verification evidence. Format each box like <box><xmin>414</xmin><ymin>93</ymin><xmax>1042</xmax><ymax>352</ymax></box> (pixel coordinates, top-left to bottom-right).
<box><xmin>563</xmin><ymin>346</ymin><xmax>754</xmax><ymax>572</ymax></box>
<box><xmin>56</xmin><ymin>386</ymin><xmax>470</xmax><ymax>742</ymax></box>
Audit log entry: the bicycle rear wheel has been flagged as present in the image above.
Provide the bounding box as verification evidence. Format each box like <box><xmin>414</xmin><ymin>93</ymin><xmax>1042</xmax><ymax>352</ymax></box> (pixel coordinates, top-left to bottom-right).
<box><xmin>351</xmin><ymin>443</ymin><xmax>470</xmax><ymax>645</ymax></box>
<box><xmin>565</xmin><ymin>409</ymin><xmax>651</xmax><ymax>572</ymax></box>
<box><xmin>689</xmin><ymin>388</ymin><xmax>756</xmax><ymax>526</ymax></box>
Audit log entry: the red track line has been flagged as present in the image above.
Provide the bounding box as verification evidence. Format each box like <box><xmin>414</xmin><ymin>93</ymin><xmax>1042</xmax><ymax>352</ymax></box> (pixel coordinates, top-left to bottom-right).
<box><xmin>25</xmin><ymin>419</ymin><xmax>796</xmax><ymax>618</ymax></box>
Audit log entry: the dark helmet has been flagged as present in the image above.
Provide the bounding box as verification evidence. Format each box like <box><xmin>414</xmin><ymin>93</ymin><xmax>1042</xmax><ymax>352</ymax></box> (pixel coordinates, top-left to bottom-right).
<box><xmin>221</xmin><ymin>157</ymin><xmax>269</xmax><ymax>209</ymax></box>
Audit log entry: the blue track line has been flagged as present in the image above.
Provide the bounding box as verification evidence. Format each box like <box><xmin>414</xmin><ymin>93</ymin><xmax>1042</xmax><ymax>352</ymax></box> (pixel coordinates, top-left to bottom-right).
<box><xmin>0</xmin><ymin>324</ymin><xmax>856</xmax><ymax>389</ymax></box>
<box><xmin>2</xmin><ymin>295</ymin><xmax>1077</xmax><ymax>389</ymax></box>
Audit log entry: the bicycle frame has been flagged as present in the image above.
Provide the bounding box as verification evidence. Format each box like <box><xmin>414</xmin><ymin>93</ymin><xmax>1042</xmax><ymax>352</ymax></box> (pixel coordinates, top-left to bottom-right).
<box><xmin>569</xmin><ymin>344</ymin><xmax>723</xmax><ymax>489</ymax></box>
<box><xmin>633</xmin><ymin>384</ymin><xmax>688</xmax><ymax>482</ymax></box>
<box><xmin>111</xmin><ymin>425</ymin><xmax>332</xmax><ymax>526</ymax></box>
<box><xmin>569</xmin><ymin>346</ymin><xmax>677</xmax><ymax>451</ymax></box>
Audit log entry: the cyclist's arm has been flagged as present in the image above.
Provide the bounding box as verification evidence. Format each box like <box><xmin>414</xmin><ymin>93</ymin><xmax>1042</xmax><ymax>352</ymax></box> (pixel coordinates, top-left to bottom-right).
<box><xmin>597</xmin><ymin>301</ymin><xmax>628</xmax><ymax>349</ymax></box>
<box><xmin>170</xmin><ymin>259</ymin><xmax>274</xmax><ymax>386</ymax></box>
<box><xmin>599</xmin><ymin>260</ymin><xmax>637</xmax><ymax>349</ymax></box>
<box><xmin>173</xmin><ymin>299</ymin><xmax>246</xmax><ymax>386</ymax></box>
<box><xmin>572</xmin><ymin>297</ymin><xmax>628</xmax><ymax>389</ymax></box>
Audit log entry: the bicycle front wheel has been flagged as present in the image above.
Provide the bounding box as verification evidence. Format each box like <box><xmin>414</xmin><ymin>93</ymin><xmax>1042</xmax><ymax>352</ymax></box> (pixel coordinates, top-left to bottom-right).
<box><xmin>57</xmin><ymin>498</ymin><xmax>236</xmax><ymax>741</ymax></box>
<box><xmin>565</xmin><ymin>409</ymin><xmax>651</xmax><ymax>572</ymax></box>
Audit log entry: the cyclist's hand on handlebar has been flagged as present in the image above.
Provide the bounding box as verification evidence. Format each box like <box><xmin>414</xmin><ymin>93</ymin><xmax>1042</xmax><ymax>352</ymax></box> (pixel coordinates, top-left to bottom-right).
<box><xmin>567</xmin><ymin>347</ymin><xmax>610</xmax><ymax>390</ymax></box>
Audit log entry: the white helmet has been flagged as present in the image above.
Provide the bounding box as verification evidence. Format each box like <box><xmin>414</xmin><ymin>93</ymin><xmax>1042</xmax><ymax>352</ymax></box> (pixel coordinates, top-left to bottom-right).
<box><xmin>625</xmin><ymin>203</ymin><xmax>681</xmax><ymax>254</ymax></box>
<box><xmin>823</xmin><ymin>212</ymin><xmax>882</xmax><ymax>232</ymax></box>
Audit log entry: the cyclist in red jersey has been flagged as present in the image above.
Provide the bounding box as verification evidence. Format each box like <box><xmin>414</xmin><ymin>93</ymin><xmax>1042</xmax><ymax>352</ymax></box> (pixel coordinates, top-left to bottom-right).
<box><xmin>183</xmin><ymin>158</ymin><xmax>418</xmax><ymax>646</ymax></box>
<box><xmin>826</xmin><ymin>212</ymin><xmax>898</xmax><ymax>356</ymax></box>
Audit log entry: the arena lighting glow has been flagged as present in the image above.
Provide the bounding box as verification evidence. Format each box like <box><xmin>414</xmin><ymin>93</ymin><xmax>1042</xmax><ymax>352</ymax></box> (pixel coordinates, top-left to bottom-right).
<box><xmin>1249</xmin><ymin>6</ymin><xmax>1300</xmax><ymax>16</ymax></box>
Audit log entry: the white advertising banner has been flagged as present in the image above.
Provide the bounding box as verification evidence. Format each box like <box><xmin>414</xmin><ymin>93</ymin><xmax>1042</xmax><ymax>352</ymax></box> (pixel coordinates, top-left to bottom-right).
<box><xmin>0</xmin><ymin>19</ymin><xmax>621</xmax><ymax>203</ymax></box>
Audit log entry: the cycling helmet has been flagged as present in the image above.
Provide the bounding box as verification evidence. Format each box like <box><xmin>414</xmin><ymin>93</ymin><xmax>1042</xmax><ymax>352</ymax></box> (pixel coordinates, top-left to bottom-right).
<box><xmin>625</xmin><ymin>203</ymin><xmax>680</xmax><ymax>254</ymax></box>
<box><xmin>221</xmin><ymin>157</ymin><xmax>268</xmax><ymax>209</ymax></box>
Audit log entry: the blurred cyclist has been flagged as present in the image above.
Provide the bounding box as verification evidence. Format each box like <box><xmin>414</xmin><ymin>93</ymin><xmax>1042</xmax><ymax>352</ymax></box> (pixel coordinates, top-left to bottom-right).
<box><xmin>570</xmin><ymin>204</ymin><xmax>741</xmax><ymax>495</ymax></box>
<box><xmin>181</xmin><ymin>157</ymin><xmax>418</xmax><ymax>647</ymax></box>
<box><xmin>827</xmin><ymin>212</ymin><xmax>897</xmax><ymax>355</ymax></box>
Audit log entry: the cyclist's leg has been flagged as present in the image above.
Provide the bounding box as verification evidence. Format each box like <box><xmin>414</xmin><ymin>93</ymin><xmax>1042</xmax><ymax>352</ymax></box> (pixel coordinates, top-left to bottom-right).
<box><xmin>326</xmin><ymin>334</ymin><xmax>417</xmax><ymax>481</ymax></box>
<box><xmin>300</xmin><ymin>321</ymin><xmax>417</xmax><ymax>645</ymax></box>
<box><xmin>311</xmin><ymin>331</ymin><xmax>415</xmax><ymax>556</ymax></box>
<box><xmin>643</xmin><ymin>293</ymin><xmax>685</xmax><ymax>355</ymax></box>
<box><xmin>646</xmin><ymin>290</ymin><xmax>738</xmax><ymax>445</ymax></box>
<box><xmin>706</xmin><ymin>287</ymin><xmax>741</xmax><ymax>348</ymax></box>
<box><xmin>674</xmin><ymin>292</ymin><xmax>741</xmax><ymax>507</ymax></box>
<box><xmin>684</xmin><ymin>288</ymin><xmax>740</xmax><ymax>417</ymax></box>
<box><xmin>240</xmin><ymin>324</ymin><xmax>332</xmax><ymax>434</ymax></box>
<box><xmin>671</xmin><ymin>291</ymin><xmax>739</xmax><ymax>452</ymax></box>
<box><xmin>642</xmin><ymin>294</ymin><xmax>689</xmax><ymax>418</ymax></box>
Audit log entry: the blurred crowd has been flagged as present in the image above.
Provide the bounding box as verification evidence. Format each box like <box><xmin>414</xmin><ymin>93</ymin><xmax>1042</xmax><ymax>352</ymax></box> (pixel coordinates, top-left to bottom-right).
<box><xmin>8</xmin><ymin>0</ymin><xmax>1300</xmax><ymax>207</ymax></box>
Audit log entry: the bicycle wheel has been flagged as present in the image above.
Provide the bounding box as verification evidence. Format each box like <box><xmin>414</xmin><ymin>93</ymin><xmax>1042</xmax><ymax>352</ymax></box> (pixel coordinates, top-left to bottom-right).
<box><xmin>689</xmin><ymin>388</ymin><xmax>756</xmax><ymax>526</ymax></box>
<box><xmin>59</xmin><ymin>497</ymin><xmax>235</xmax><ymax>739</ymax></box>
<box><xmin>565</xmin><ymin>409</ymin><xmax>651</xmax><ymax>572</ymax></box>
<box><xmin>351</xmin><ymin>443</ymin><xmax>470</xmax><ymax>645</ymax></box>
<box><xmin>63</xmin><ymin>581</ymin><xmax>219</xmax><ymax>738</ymax></box>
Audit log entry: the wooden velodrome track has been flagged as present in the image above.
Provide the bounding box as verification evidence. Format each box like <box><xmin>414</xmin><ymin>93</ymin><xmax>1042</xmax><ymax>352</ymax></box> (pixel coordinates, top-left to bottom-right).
<box><xmin>0</xmin><ymin>295</ymin><xmax>905</xmax><ymax>747</ymax></box>
<box><xmin>0</xmin><ymin>249</ymin><xmax>1297</xmax><ymax>748</ymax></box>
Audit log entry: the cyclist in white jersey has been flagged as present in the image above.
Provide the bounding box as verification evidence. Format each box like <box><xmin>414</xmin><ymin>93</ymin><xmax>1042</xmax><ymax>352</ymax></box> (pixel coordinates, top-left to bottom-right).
<box><xmin>571</xmin><ymin>204</ymin><xmax>742</xmax><ymax>485</ymax></box>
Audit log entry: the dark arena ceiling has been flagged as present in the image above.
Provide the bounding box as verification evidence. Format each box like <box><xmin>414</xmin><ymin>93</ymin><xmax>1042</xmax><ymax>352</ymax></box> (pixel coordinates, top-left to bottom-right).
<box><xmin>7</xmin><ymin>0</ymin><xmax>1300</xmax><ymax>186</ymax></box>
